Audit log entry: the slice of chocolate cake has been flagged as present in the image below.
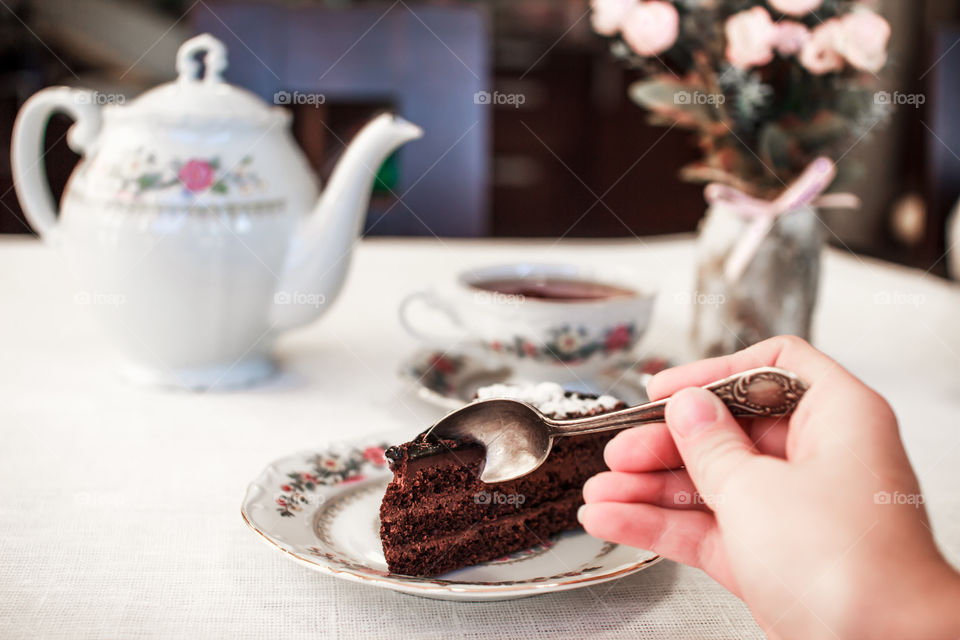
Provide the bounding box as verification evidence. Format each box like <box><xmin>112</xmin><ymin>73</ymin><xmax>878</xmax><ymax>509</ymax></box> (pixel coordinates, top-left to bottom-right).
<box><xmin>379</xmin><ymin>383</ymin><xmax>624</xmax><ymax>577</ymax></box>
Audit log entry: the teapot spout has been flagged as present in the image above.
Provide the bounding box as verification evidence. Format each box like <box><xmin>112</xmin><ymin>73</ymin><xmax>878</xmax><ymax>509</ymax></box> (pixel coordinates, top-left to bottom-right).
<box><xmin>272</xmin><ymin>113</ymin><xmax>422</xmax><ymax>331</ymax></box>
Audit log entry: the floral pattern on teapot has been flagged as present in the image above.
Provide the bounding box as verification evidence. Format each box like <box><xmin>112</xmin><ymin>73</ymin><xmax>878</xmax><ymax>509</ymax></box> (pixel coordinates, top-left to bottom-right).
<box><xmin>109</xmin><ymin>148</ymin><xmax>265</xmax><ymax>198</ymax></box>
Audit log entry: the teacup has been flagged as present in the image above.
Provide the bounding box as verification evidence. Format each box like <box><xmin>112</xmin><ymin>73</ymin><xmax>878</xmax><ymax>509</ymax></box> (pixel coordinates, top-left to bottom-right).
<box><xmin>399</xmin><ymin>263</ymin><xmax>656</xmax><ymax>382</ymax></box>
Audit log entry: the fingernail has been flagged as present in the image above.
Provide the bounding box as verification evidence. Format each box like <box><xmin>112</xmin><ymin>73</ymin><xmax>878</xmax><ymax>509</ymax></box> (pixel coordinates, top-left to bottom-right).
<box><xmin>581</xmin><ymin>475</ymin><xmax>596</xmax><ymax>496</ymax></box>
<box><xmin>577</xmin><ymin>504</ymin><xmax>591</xmax><ymax>524</ymax></box>
<box><xmin>668</xmin><ymin>388</ymin><xmax>719</xmax><ymax>438</ymax></box>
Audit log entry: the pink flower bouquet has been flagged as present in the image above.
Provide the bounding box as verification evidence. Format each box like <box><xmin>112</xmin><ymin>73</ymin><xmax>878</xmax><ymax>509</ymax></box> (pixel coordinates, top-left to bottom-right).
<box><xmin>591</xmin><ymin>0</ymin><xmax>890</xmax><ymax>198</ymax></box>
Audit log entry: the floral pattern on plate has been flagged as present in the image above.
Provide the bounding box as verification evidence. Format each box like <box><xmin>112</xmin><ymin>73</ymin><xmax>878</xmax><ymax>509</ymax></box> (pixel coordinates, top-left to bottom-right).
<box><xmin>241</xmin><ymin>433</ymin><xmax>661</xmax><ymax>601</ymax></box>
<box><xmin>276</xmin><ymin>445</ymin><xmax>388</xmax><ymax>517</ymax></box>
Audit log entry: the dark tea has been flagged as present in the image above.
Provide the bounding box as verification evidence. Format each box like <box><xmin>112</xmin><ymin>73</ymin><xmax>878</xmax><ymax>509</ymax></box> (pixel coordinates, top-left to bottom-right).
<box><xmin>470</xmin><ymin>277</ymin><xmax>635</xmax><ymax>302</ymax></box>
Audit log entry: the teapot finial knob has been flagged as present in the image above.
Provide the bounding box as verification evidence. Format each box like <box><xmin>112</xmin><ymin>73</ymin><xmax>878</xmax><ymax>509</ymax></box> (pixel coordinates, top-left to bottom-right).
<box><xmin>176</xmin><ymin>33</ymin><xmax>228</xmax><ymax>84</ymax></box>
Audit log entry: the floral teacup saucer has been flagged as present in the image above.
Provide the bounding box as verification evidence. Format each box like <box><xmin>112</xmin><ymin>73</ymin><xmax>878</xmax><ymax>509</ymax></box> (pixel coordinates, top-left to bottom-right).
<box><xmin>398</xmin><ymin>348</ymin><xmax>671</xmax><ymax>410</ymax></box>
<box><xmin>241</xmin><ymin>433</ymin><xmax>662</xmax><ymax>601</ymax></box>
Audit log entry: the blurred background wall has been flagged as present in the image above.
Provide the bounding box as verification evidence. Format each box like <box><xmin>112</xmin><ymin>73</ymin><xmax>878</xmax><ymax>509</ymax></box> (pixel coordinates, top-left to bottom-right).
<box><xmin>2</xmin><ymin>0</ymin><xmax>959</xmax><ymax>275</ymax></box>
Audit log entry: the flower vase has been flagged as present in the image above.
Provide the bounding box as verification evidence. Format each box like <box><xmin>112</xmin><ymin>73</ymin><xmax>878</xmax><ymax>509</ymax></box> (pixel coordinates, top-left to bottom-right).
<box><xmin>692</xmin><ymin>203</ymin><xmax>824</xmax><ymax>358</ymax></box>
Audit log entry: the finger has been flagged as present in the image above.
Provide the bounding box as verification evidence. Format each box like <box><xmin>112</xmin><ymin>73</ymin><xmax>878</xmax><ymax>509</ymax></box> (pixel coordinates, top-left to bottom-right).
<box><xmin>647</xmin><ymin>335</ymin><xmax>843</xmax><ymax>401</ymax></box>
<box><xmin>748</xmin><ymin>419</ymin><xmax>788</xmax><ymax>458</ymax></box>
<box><xmin>605</xmin><ymin>423</ymin><xmax>684</xmax><ymax>472</ymax></box>
<box><xmin>583</xmin><ymin>470</ymin><xmax>709</xmax><ymax>510</ymax></box>
<box><xmin>605</xmin><ymin>420</ymin><xmax>788</xmax><ymax>474</ymax></box>
<box><xmin>666</xmin><ymin>387</ymin><xmax>757</xmax><ymax>496</ymax></box>
<box><xmin>578</xmin><ymin>502</ymin><xmax>723</xmax><ymax>576</ymax></box>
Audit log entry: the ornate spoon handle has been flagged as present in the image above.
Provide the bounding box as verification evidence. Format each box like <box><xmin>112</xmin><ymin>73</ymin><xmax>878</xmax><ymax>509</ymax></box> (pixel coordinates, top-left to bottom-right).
<box><xmin>546</xmin><ymin>367</ymin><xmax>808</xmax><ymax>437</ymax></box>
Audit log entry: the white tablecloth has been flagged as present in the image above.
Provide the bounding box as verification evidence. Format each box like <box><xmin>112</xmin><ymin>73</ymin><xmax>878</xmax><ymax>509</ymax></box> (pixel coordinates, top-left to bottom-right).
<box><xmin>1</xmin><ymin>236</ymin><xmax>958</xmax><ymax>639</ymax></box>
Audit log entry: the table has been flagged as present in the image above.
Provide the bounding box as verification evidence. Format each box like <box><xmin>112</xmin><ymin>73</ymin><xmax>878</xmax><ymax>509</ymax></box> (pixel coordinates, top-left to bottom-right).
<box><xmin>1</xmin><ymin>235</ymin><xmax>958</xmax><ymax>639</ymax></box>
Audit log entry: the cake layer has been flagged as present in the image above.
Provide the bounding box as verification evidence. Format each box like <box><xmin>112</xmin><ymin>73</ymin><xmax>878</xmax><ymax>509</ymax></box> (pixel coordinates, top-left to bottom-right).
<box><xmin>382</xmin><ymin>490</ymin><xmax>583</xmax><ymax>577</ymax></box>
<box><xmin>381</xmin><ymin>482</ymin><xmax>583</xmax><ymax>541</ymax></box>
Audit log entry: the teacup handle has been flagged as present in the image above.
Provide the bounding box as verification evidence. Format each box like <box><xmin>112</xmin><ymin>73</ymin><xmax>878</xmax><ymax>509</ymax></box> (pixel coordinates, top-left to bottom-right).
<box><xmin>12</xmin><ymin>87</ymin><xmax>103</xmax><ymax>244</ymax></box>
<box><xmin>398</xmin><ymin>290</ymin><xmax>470</xmax><ymax>345</ymax></box>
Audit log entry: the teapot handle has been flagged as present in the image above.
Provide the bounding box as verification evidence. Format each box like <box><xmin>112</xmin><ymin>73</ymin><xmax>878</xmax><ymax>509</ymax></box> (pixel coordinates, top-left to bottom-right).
<box><xmin>11</xmin><ymin>87</ymin><xmax>103</xmax><ymax>244</ymax></box>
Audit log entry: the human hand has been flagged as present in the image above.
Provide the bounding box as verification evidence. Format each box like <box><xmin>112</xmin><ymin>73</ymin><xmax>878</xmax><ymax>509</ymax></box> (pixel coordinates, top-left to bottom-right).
<box><xmin>579</xmin><ymin>336</ymin><xmax>960</xmax><ymax>639</ymax></box>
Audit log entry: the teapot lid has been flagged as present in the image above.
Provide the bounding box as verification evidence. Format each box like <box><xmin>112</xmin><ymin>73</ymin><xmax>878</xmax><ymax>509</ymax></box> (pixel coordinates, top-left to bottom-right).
<box><xmin>113</xmin><ymin>34</ymin><xmax>288</xmax><ymax>127</ymax></box>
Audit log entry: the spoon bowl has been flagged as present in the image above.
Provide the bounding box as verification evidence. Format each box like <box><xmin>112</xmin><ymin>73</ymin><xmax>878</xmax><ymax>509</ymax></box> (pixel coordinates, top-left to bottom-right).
<box><xmin>424</xmin><ymin>399</ymin><xmax>555</xmax><ymax>484</ymax></box>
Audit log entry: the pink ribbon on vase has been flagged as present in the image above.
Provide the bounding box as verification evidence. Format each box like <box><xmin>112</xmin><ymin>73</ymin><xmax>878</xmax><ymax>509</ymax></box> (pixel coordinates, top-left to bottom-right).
<box><xmin>704</xmin><ymin>157</ymin><xmax>861</xmax><ymax>283</ymax></box>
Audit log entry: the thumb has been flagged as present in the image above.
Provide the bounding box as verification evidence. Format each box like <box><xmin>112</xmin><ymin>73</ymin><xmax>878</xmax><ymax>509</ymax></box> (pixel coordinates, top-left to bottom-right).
<box><xmin>666</xmin><ymin>387</ymin><xmax>757</xmax><ymax>499</ymax></box>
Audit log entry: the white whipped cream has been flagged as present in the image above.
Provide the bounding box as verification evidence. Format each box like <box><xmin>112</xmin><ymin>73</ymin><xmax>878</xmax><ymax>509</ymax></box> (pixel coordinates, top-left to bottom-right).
<box><xmin>474</xmin><ymin>382</ymin><xmax>620</xmax><ymax>419</ymax></box>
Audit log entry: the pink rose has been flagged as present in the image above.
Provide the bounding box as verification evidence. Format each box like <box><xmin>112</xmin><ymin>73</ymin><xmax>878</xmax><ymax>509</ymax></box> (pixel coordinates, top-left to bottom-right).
<box><xmin>605</xmin><ymin>324</ymin><xmax>633</xmax><ymax>352</ymax></box>
<box><xmin>773</xmin><ymin>21</ymin><xmax>811</xmax><ymax>56</ymax></box>
<box><xmin>768</xmin><ymin>0</ymin><xmax>823</xmax><ymax>17</ymax></box>
<box><xmin>621</xmin><ymin>1</ymin><xmax>679</xmax><ymax>57</ymax></box>
<box><xmin>178</xmin><ymin>159</ymin><xmax>215</xmax><ymax>192</ymax></box>
<box><xmin>799</xmin><ymin>19</ymin><xmax>845</xmax><ymax>75</ymax></box>
<box><xmin>590</xmin><ymin>0</ymin><xmax>635</xmax><ymax>36</ymax></box>
<box><xmin>836</xmin><ymin>11</ymin><xmax>890</xmax><ymax>73</ymax></box>
<box><xmin>363</xmin><ymin>446</ymin><xmax>386</xmax><ymax>466</ymax></box>
<box><xmin>725</xmin><ymin>7</ymin><xmax>776</xmax><ymax>69</ymax></box>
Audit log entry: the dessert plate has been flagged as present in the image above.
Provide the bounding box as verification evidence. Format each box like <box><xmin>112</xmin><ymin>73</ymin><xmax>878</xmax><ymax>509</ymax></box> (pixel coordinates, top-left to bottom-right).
<box><xmin>241</xmin><ymin>434</ymin><xmax>661</xmax><ymax>601</ymax></box>
<box><xmin>398</xmin><ymin>348</ymin><xmax>671</xmax><ymax>410</ymax></box>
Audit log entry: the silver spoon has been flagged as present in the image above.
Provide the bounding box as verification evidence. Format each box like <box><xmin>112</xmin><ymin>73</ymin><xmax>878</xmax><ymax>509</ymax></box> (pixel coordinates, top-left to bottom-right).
<box><xmin>424</xmin><ymin>367</ymin><xmax>807</xmax><ymax>483</ymax></box>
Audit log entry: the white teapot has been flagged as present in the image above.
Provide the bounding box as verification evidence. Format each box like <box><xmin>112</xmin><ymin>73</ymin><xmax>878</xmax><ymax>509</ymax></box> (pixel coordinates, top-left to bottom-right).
<box><xmin>12</xmin><ymin>34</ymin><xmax>422</xmax><ymax>389</ymax></box>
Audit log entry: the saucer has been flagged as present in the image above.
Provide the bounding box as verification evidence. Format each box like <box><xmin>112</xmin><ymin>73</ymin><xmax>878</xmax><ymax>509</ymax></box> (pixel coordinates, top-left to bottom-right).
<box><xmin>241</xmin><ymin>434</ymin><xmax>661</xmax><ymax>601</ymax></box>
<box><xmin>398</xmin><ymin>348</ymin><xmax>671</xmax><ymax>410</ymax></box>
